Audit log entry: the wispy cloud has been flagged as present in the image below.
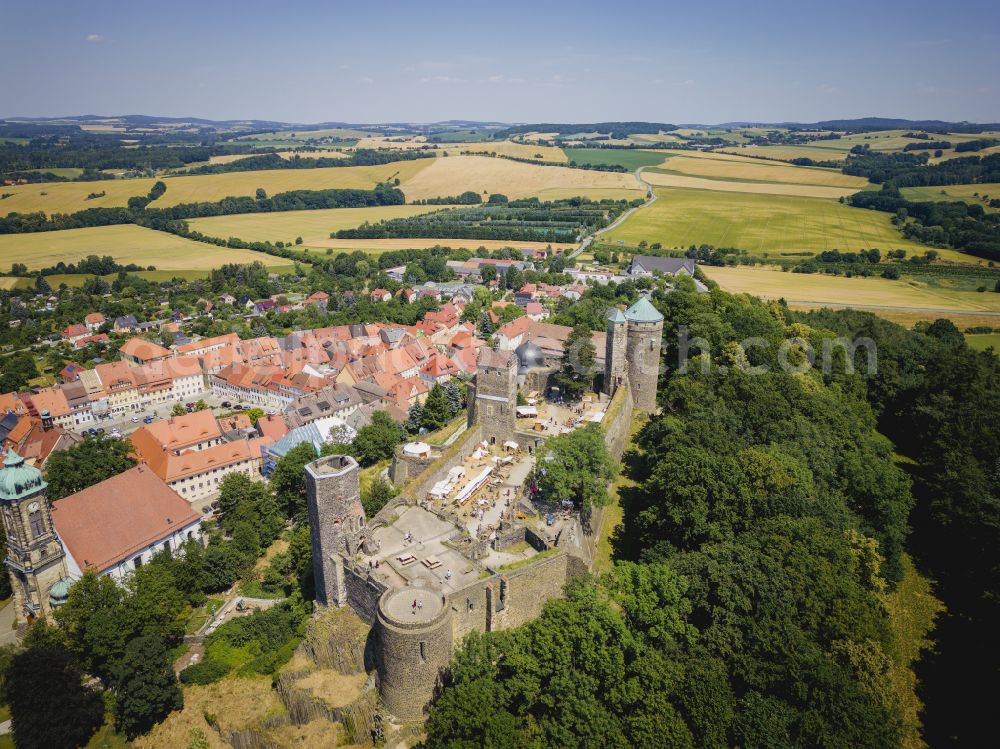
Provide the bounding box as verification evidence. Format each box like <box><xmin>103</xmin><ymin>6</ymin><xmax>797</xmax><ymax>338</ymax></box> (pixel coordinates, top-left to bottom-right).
<box><xmin>85</xmin><ymin>34</ymin><xmax>104</xmax><ymax>43</ymax></box>
<box><xmin>818</xmin><ymin>83</ymin><xmax>838</xmax><ymax>94</ymax></box>
<box><xmin>419</xmin><ymin>75</ymin><xmax>466</xmax><ymax>84</ymax></box>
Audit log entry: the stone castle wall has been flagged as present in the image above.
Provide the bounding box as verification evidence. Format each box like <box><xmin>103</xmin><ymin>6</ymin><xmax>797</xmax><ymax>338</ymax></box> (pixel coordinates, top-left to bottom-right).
<box><xmin>342</xmin><ymin>560</ymin><xmax>388</xmax><ymax>625</ymax></box>
<box><xmin>625</xmin><ymin>319</ymin><xmax>663</xmax><ymax>412</ymax></box>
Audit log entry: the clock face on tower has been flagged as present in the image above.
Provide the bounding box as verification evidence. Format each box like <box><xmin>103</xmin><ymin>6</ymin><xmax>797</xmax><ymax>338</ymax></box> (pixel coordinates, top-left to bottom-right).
<box><xmin>28</xmin><ymin>502</ymin><xmax>39</xmax><ymax>513</ymax></box>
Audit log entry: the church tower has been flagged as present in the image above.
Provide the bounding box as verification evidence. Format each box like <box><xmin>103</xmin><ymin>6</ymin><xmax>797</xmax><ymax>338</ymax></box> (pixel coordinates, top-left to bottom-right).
<box><xmin>603</xmin><ymin>307</ymin><xmax>627</xmax><ymax>397</ymax></box>
<box><xmin>0</xmin><ymin>450</ymin><xmax>70</xmax><ymax>621</ymax></box>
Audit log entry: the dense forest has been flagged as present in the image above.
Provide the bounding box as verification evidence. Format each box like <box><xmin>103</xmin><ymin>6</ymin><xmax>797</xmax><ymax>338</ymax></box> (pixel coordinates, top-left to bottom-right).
<box><xmin>423</xmin><ymin>286</ymin><xmax>999</xmax><ymax>748</ymax></box>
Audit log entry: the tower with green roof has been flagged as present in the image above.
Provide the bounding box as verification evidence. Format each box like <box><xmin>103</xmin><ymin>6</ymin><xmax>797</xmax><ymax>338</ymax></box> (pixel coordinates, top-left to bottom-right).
<box><xmin>0</xmin><ymin>450</ymin><xmax>69</xmax><ymax>622</ymax></box>
<box><xmin>604</xmin><ymin>296</ymin><xmax>663</xmax><ymax>412</ymax></box>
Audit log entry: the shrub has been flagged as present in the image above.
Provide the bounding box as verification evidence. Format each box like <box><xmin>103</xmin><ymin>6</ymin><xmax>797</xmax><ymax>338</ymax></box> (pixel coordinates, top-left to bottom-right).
<box><xmin>179</xmin><ymin>659</ymin><xmax>230</xmax><ymax>685</ymax></box>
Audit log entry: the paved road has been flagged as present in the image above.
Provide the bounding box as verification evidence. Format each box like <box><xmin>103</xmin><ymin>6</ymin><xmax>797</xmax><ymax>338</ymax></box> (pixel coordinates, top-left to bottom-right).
<box><xmin>571</xmin><ymin>166</ymin><xmax>656</xmax><ymax>259</ymax></box>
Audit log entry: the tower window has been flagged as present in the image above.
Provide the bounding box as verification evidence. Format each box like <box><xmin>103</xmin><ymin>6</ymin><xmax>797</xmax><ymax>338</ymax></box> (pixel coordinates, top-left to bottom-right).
<box><xmin>28</xmin><ymin>511</ymin><xmax>44</xmax><ymax>539</ymax></box>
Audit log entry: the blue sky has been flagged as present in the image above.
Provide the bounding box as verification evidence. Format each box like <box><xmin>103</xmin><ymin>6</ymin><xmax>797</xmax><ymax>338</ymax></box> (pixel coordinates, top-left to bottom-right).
<box><xmin>3</xmin><ymin>0</ymin><xmax>998</xmax><ymax>124</ymax></box>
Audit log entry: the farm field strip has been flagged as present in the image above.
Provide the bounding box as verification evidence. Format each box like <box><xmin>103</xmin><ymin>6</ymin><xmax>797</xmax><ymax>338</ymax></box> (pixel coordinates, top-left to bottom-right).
<box><xmin>397</xmin><ymin>155</ymin><xmax>645</xmax><ymax>201</ymax></box>
<box><xmin>0</xmin><ymin>160</ymin><xmax>434</xmax><ymax>215</ymax></box>
<box><xmin>606</xmin><ymin>187</ymin><xmax>930</xmax><ymax>253</ymax></box>
<box><xmin>187</xmin><ymin>205</ymin><xmax>447</xmax><ymax>245</ymax></box>
<box><xmin>641</xmin><ymin>171</ymin><xmax>859</xmax><ymax>199</ymax></box>
<box><xmin>656</xmin><ymin>153</ymin><xmax>869</xmax><ymax>188</ymax></box>
<box><xmin>703</xmin><ymin>265</ymin><xmax>1000</xmax><ymax>312</ymax></box>
<box><xmin>0</xmin><ymin>224</ymin><xmax>284</xmax><ymax>272</ymax></box>
<box><xmin>900</xmin><ymin>182</ymin><xmax>1000</xmax><ymax>210</ymax></box>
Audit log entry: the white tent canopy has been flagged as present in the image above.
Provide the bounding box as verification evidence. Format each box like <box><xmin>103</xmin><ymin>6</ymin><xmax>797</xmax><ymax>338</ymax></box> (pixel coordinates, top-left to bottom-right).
<box><xmin>455</xmin><ymin>467</ymin><xmax>492</xmax><ymax>504</ymax></box>
<box><xmin>516</xmin><ymin>405</ymin><xmax>538</xmax><ymax>417</ymax></box>
<box><xmin>503</xmin><ymin>440</ymin><xmax>520</xmax><ymax>450</ymax></box>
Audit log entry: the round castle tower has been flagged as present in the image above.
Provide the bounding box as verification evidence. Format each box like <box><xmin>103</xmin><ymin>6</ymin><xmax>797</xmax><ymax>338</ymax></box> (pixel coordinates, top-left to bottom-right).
<box><xmin>623</xmin><ymin>296</ymin><xmax>664</xmax><ymax>412</ymax></box>
<box><xmin>376</xmin><ymin>585</ymin><xmax>453</xmax><ymax>721</ymax></box>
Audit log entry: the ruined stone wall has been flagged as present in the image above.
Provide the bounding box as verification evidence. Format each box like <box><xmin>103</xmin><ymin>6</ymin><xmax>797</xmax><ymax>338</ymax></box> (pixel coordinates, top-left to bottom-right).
<box><xmin>389</xmin><ymin>448</ymin><xmax>439</xmax><ymax>487</ymax></box>
<box><xmin>600</xmin><ymin>384</ymin><xmax>634</xmax><ymax>461</ymax></box>
<box><xmin>342</xmin><ymin>560</ymin><xmax>388</xmax><ymax>625</ymax></box>
<box><xmin>397</xmin><ymin>424</ymin><xmax>482</xmax><ymax>501</ymax></box>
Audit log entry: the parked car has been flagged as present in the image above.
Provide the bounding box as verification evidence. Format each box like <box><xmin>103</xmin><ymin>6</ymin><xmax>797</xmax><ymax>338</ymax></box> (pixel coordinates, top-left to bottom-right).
<box><xmin>233</xmin><ymin>404</ymin><xmax>245</xmax><ymax>411</ymax></box>
<box><xmin>86</xmin><ymin>428</ymin><xmax>97</xmax><ymax>437</ymax></box>
<box><xmin>95</xmin><ymin>427</ymin><xmax>105</xmax><ymax>435</ymax></box>
<box><xmin>110</xmin><ymin>429</ymin><xmax>121</xmax><ymax>438</ymax></box>
<box><xmin>143</xmin><ymin>416</ymin><xmax>154</xmax><ymax>424</ymax></box>
<box><xmin>131</xmin><ymin>416</ymin><xmax>139</xmax><ymax>423</ymax></box>
<box><xmin>221</xmin><ymin>401</ymin><xmax>232</xmax><ymax>408</ymax></box>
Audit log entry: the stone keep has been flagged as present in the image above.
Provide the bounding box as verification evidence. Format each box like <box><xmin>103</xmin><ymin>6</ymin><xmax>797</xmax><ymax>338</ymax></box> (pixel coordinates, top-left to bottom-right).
<box><xmin>603</xmin><ymin>307</ymin><xmax>628</xmax><ymax>397</ymax></box>
<box><xmin>467</xmin><ymin>347</ymin><xmax>518</xmax><ymax>444</ymax></box>
<box><xmin>305</xmin><ymin>455</ymin><xmax>365</xmax><ymax>607</ymax></box>
<box><xmin>624</xmin><ymin>297</ymin><xmax>664</xmax><ymax>411</ymax></box>
<box><xmin>0</xmin><ymin>450</ymin><xmax>70</xmax><ymax>621</ymax></box>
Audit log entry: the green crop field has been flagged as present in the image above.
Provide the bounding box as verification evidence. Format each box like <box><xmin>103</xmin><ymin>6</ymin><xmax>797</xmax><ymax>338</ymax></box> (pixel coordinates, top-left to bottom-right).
<box><xmin>965</xmin><ymin>333</ymin><xmax>1000</xmax><ymax>354</ymax></box>
<box><xmin>561</xmin><ymin>148</ymin><xmax>669</xmax><ymax>171</ymax></box>
<box><xmin>900</xmin><ymin>183</ymin><xmax>1000</xmax><ymax>211</ymax></box>
<box><xmin>0</xmin><ymin>224</ymin><xmax>292</xmax><ymax>273</ymax></box>
<box><xmin>0</xmin><ymin>159</ymin><xmax>434</xmax><ymax>215</ymax></box>
<box><xmin>188</xmin><ymin>205</ymin><xmax>445</xmax><ymax>245</ymax></box>
<box><xmin>605</xmin><ymin>187</ymin><xmax>931</xmax><ymax>253</ymax></box>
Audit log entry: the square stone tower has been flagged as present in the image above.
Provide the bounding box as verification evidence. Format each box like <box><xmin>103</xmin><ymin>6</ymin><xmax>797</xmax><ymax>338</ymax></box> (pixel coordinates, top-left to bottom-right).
<box><xmin>467</xmin><ymin>347</ymin><xmax>518</xmax><ymax>445</ymax></box>
<box><xmin>603</xmin><ymin>307</ymin><xmax>628</xmax><ymax>397</ymax></box>
<box><xmin>305</xmin><ymin>454</ymin><xmax>365</xmax><ymax>607</ymax></box>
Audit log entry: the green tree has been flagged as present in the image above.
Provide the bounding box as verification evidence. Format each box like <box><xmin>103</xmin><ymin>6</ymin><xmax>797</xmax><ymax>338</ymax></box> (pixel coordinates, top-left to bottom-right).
<box><xmin>554</xmin><ymin>323</ymin><xmax>596</xmax><ymax>401</ymax></box>
<box><xmin>362</xmin><ymin>475</ymin><xmax>396</xmax><ymax>517</ymax></box>
<box><xmin>45</xmin><ymin>435</ymin><xmax>136</xmax><ymax>500</ymax></box>
<box><xmin>269</xmin><ymin>442</ymin><xmax>319</xmax><ymax>518</ymax></box>
<box><xmin>170</xmin><ymin>403</ymin><xmax>187</xmax><ymax>417</ymax></box>
<box><xmin>110</xmin><ymin>635</ymin><xmax>183</xmax><ymax>738</ymax></box>
<box><xmin>218</xmin><ymin>473</ymin><xmax>283</xmax><ymax>542</ymax></box>
<box><xmin>54</xmin><ymin>570</ymin><xmax>130</xmax><ymax>680</ymax></box>
<box><xmin>4</xmin><ymin>630</ymin><xmax>104</xmax><ymax>749</ymax></box>
<box><xmin>350</xmin><ymin>411</ymin><xmax>404</xmax><ymax>466</ymax></box>
<box><xmin>535</xmin><ymin>424</ymin><xmax>615</xmax><ymax>517</ymax></box>
<box><xmin>421</xmin><ymin>384</ymin><xmax>452</xmax><ymax>431</ymax></box>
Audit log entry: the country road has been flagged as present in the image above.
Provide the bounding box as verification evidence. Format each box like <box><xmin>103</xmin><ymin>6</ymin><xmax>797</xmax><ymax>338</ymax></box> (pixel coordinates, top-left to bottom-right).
<box><xmin>571</xmin><ymin>165</ymin><xmax>655</xmax><ymax>258</ymax></box>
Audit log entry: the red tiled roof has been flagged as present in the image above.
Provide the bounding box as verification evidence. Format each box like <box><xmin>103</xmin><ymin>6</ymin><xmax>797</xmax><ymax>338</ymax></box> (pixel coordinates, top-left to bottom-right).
<box><xmin>51</xmin><ymin>466</ymin><xmax>201</xmax><ymax>573</ymax></box>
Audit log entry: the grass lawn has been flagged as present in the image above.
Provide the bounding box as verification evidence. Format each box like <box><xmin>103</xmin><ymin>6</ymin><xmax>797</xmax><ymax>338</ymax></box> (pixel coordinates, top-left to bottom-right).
<box><xmin>562</xmin><ymin>148</ymin><xmax>669</xmax><ymax>171</ymax></box>
<box><xmin>188</xmin><ymin>205</ymin><xmax>444</xmax><ymax>246</ymax></box>
<box><xmin>606</xmin><ymin>187</ymin><xmax>931</xmax><ymax>254</ymax></box>
<box><xmin>704</xmin><ymin>265</ymin><xmax>1000</xmax><ymax>312</ymax></box>
<box><xmin>0</xmin><ymin>224</ymin><xmax>293</xmax><ymax>274</ymax></box>
<box><xmin>592</xmin><ymin>412</ymin><xmax>647</xmax><ymax>574</ymax></box>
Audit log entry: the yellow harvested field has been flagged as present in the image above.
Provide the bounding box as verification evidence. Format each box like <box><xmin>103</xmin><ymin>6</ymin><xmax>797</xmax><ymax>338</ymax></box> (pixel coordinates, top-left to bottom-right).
<box><xmin>0</xmin><ymin>224</ymin><xmax>280</xmax><ymax>272</ymax></box>
<box><xmin>720</xmin><ymin>145</ymin><xmax>850</xmax><ymax>162</ymax></box>
<box><xmin>703</xmin><ymin>265</ymin><xmax>1000</xmax><ymax>312</ymax></box>
<box><xmin>306</xmin><ymin>237</ymin><xmax>575</xmax><ymax>254</ymax></box>
<box><xmin>929</xmin><ymin>144</ymin><xmax>1000</xmax><ymax>164</ymax></box>
<box><xmin>354</xmin><ymin>136</ymin><xmax>428</xmax><ymax>149</ymax></box>
<box><xmin>188</xmin><ymin>205</ymin><xmax>445</xmax><ymax>245</ymax></box>
<box><xmin>399</xmin><ymin>155</ymin><xmax>644</xmax><ymax>201</ymax></box>
<box><xmin>0</xmin><ymin>277</ymin><xmax>20</xmax><ymax>290</ymax></box>
<box><xmin>659</xmin><ymin>153</ymin><xmax>869</xmax><ymax>188</ymax></box>
<box><xmin>0</xmin><ymin>160</ymin><xmax>433</xmax><ymax>215</ymax></box>
<box><xmin>642</xmin><ymin>172</ymin><xmax>859</xmax><ymax>199</ymax></box>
